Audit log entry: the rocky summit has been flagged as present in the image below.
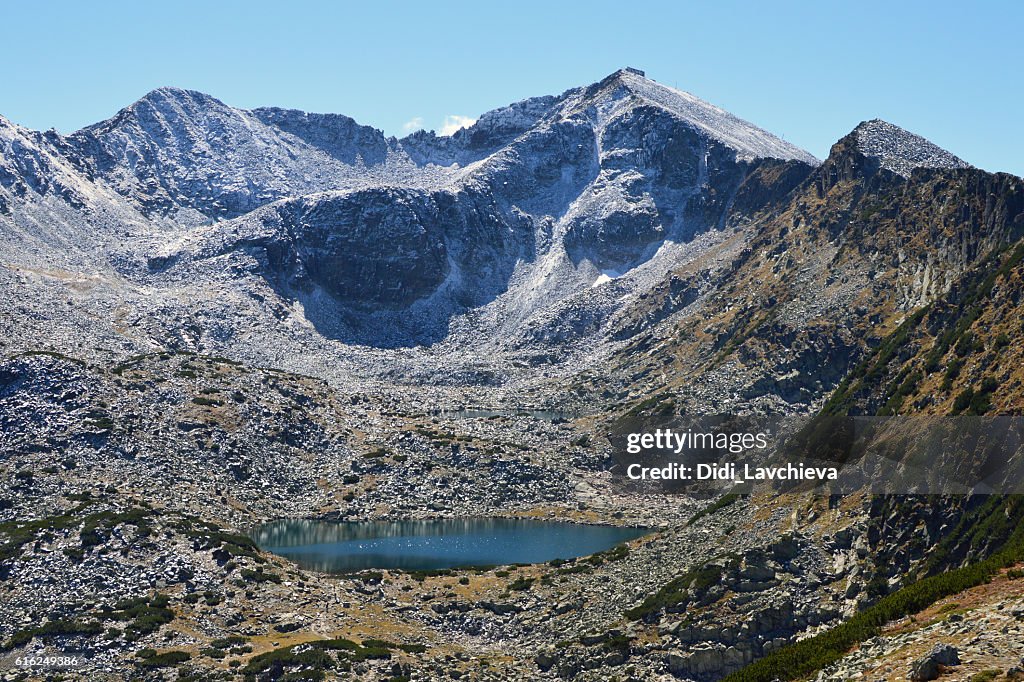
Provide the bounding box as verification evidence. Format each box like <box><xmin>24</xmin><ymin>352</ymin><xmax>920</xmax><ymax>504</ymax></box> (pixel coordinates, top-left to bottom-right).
<box><xmin>2</xmin><ymin>69</ymin><xmax>1024</xmax><ymax>682</ymax></box>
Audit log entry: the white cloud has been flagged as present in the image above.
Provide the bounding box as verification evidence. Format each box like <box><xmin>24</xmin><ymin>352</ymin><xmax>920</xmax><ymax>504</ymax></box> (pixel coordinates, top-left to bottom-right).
<box><xmin>402</xmin><ymin>116</ymin><xmax>425</xmax><ymax>133</ymax></box>
<box><xmin>439</xmin><ymin>114</ymin><xmax>476</xmax><ymax>136</ymax></box>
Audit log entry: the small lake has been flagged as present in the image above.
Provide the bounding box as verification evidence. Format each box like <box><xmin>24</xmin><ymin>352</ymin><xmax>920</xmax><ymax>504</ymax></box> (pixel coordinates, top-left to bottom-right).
<box><xmin>251</xmin><ymin>518</ymin><xmax>651</xmax><ymax>572</ymax></box>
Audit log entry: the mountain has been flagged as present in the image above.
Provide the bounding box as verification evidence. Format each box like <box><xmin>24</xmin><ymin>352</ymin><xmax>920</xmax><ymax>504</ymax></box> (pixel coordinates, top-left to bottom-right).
<box><xmin>575</xmin><ymin>117</ymin><xmax>1022</xmax><ymax>417</ymax></box>
<box><xmin>4</xmin><ymin>68</ymin><xmax>1020</xmax><ymax>441</ymax></box>
<box><xmin>2</xmin><ymin>69</ymin><xmax>1019</xmax><ymax>395</ymax></box>
<box><xmin>0</xmin><ymin>68</ymin><xmax>825</xmax><ymax>353</ymax></box>
<box><xmin>2</xmin><ymin>70</ymin><xmax>1024</xmax><ymax>682</ymax></box>
<box><xmin>66</xmin><ymin>87</ymin><xmax>407</xmax><ymax>220</ymax></box>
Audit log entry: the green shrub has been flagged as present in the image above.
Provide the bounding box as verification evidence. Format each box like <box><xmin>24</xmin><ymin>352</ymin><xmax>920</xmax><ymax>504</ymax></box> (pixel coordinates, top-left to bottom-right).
<box><xmin>954</xmin><ymin>331</ymin><xmax>977</xmax><ymax>357</ymax></box>
<box><xmin>941</xmin><ymin>358</ymin><xmax>963</xmax><ymax>390</ymax></box>
<box><xmin>359</xmin><ymin>638</ymin><xmax>393</xmax><ymax>649</ymax></box>
<box><xmin>100</xmin><ymin>593</ymin><xmax>174</xmax><ymax>640</ymax></box>
<box><xmin>508</xmin><ymin>577</ymin><xmax>534</xmax><ymax>591</ymax></box>
<box><xmin>968</xmin><ymin>671</ymin><xmax>1001</xmax><ymax>682</ymax></box>
<box><xmin>625</xmin><ymin>564</ymin><xmax>725</xmax><ymax>621</ymax></box>
<box><xmin>688</xmin><ymin>493</ymin><xmax>743</xmax><ymax>526</ymax></box>
<box><xmin>240</xmin><ymin>568</ymin><xmax>282</xmax><ymax>584</ymax></box>
<box><xmin>241</xmin><ymin>646</ymin><xmax>332</xmax><ymax>679</ymax></box>
<box><xmin>310</xmin><ymin>638</ymin><xmax>358</xmax><ymax>651</ymax></box>
<box><xmin>3</xmin><ymin>619</ymin><xmax>103</xmax><ymax>650</ymax></box>
<box><xmin>135</xmin><ymin>650</ymin><xmax>191</xmax><ymax>667</ymax></box>
<box><xmin>209</xmin><ymin>635</ymin><xmax>247</xmax><ymax>648</ymax></box>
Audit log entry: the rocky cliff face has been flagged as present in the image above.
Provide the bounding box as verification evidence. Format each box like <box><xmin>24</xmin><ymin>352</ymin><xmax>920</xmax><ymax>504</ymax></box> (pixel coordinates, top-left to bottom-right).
<box><xmin>850</xmin><ymin>119</ymin><xmax>970</xmax><ymax>178</ymax></box>
<box><xmin>220</xmin><ymin>185</ymin><xmax>534</xmax><ymax>311</ymax></box>
<box><xmin>0</xmin><ymin>116</ymin><xmax>92</xmax><ymax>211</ymax></box>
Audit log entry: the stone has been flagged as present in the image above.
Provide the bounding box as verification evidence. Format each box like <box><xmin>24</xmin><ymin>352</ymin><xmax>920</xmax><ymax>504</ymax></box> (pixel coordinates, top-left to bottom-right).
<box><xmin>908</xmin><ymin>643</ymin><xmax>960</xmax><ymax>681</ymax></box>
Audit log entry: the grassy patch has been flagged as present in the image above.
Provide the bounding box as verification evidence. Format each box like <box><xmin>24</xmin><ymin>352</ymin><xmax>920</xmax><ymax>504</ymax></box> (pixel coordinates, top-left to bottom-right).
<box><xmin>968</xmin><ymin>671</ymin><xmax>1001</xmax><ymax>682</ymax></box>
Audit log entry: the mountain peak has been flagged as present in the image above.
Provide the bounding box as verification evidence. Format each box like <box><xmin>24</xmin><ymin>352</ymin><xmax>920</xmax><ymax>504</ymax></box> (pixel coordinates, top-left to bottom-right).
<box><xmin>137</xmin><ymin>86</ymin><xmax>221</xmax><ymax>103</ymax></box>
<box><xmin>131</xmin><ymin>86</ymin><xmax>230</xmax><ymax>114</ymax></box>
<box><xmin>605</xmin><ymin>66</ymin><xmax>647</xmax><ymax>81</ymax></box>
<box><xmin>850</xmin><ymin>119</ymin><xmax>970</xmax><ymax>177</ymax></box>
<box><xmin>75</xmin><ymin>87</ymin><xmax>233</xmax><ymax>137</ymax></box>
<box><xmin>578</xmin><ymin>69</ymin><xmax>818</xmax><ymax>165</ymax></box>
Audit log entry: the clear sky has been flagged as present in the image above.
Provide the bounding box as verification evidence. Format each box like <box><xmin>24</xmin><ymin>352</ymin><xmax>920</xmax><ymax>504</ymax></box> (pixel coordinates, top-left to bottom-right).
<box><xmin>3</xmin><ymin>1</ymin><xmax>1021</xmax><ymax>175</ymax></box>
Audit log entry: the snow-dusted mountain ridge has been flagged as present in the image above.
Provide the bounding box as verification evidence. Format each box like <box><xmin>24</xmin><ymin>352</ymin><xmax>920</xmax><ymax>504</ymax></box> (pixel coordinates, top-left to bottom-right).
<box><xmin>59</xmin><ymin>70</ymin><xmax>821</xmax><ymax>220</ymax></box>
<box><xmin>0</xmin><ymin>69</ymin><xmax>985</xmax><ymax>358</ymax></box>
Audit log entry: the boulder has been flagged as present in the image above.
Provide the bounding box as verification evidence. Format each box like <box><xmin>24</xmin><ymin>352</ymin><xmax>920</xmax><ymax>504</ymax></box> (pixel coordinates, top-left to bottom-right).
<box><xmin>908</xmin><ymin>643</ymin><xmax>960</xmax><ymax>681</ymax></box>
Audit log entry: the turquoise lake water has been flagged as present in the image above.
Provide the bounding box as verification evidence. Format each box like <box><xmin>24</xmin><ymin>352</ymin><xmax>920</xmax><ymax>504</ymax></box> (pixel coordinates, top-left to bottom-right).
<box><xmin>251</xmin><ymin>518</ymin><xmax>651</xmax><ymax>572</ymax></box>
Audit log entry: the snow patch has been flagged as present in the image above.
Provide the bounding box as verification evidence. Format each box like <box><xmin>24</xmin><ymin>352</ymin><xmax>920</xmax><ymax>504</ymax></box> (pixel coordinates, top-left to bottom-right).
<box><xmin>592</xmin><ymin>268</ymin><xmax>622</xmax><ymax>287</ymax></box>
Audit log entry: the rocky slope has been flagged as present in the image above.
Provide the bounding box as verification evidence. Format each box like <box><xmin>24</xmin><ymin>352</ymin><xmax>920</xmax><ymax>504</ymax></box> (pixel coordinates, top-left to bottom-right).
<box><xmin>582</xmin><ymin>121</ymin><xmax>1024</xmax><ymax>416</ymax></box>
<box><xmin>823</xmin><ymin>237</ymin><xmax>1024</xmax><ymax>417</ymax></box>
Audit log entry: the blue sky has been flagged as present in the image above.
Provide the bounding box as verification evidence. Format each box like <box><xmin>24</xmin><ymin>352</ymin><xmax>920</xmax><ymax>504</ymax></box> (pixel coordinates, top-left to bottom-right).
<box><xmin>3</xmin><ymin>1</ymin><xmax>1022</xmax><ymax>174</ymax></box>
